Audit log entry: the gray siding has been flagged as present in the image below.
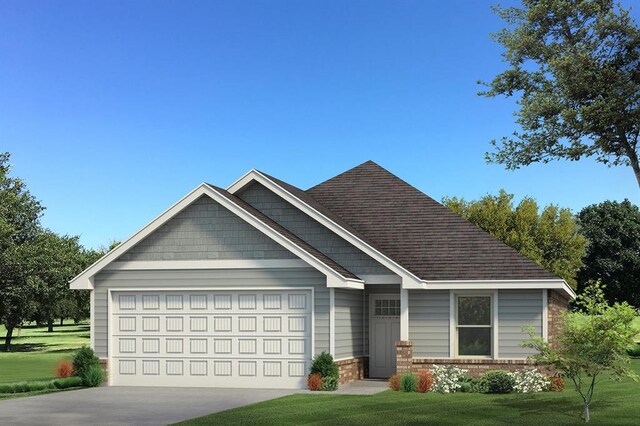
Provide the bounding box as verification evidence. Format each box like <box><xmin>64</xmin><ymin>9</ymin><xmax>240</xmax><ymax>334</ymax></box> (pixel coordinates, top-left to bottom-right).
<box><xmin>409</xmin><ymin>290</ymin><xmax>450</xmax><ymax>358</ymax></box>
<box><xmin>118</xmin><ymin>196</ymin><xmax>297</xmax><ymax>261</ymax></box>
<box><xmin>363</xmin><ymin>284</ymin><xmax>400</xmax><ymax>353</ymax></box>
<box><xmin>334</xmin><ymin>289</ymin><xmax>365</xmax><ymax>359</ymax></box>
<box><xmin>93</xmin><ymin>268</ymin><xmax>328</xmax><ymax>357</ymax></box>
<box><xmin>237</xmin><ymin>182</ymin><xmax>391</xmax><ymax>276</ymax></box>
<box><xmin>498</xmin><ymin>290</ymin><xmax>543</xmax><ymax>359</ymax></box>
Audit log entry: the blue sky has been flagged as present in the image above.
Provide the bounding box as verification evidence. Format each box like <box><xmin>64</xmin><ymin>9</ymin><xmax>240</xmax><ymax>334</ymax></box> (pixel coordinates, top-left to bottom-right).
<box><xmin>1</xmin><ymin>0</ymin><xmax>638</xmax><ymax>249</ymax></box>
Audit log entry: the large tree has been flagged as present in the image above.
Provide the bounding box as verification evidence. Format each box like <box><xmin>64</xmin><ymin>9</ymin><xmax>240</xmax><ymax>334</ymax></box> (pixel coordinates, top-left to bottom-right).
<box><xmin>481</xmin><ymin>0</ymin><xmax>640</xmax><ymax>187</ymax></box>
<box><xmin>0</xmin><ymin>152</ymin><xmax>44</xmax><ymax>350</ymax></box>
<box><xmin>443</xmin><ymin>190</ymin><xmax>587</xmax><ymax>287</ymax></box>
<box><xmin>577</xmin><ymin>199</ymin><xmax>640</xmax><ymax>306</ymax></box>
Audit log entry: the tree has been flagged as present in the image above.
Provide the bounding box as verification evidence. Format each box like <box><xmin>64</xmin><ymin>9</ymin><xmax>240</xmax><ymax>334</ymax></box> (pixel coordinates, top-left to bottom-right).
<box><xmin>523</xmin><ymin>282</ymin><xmax>639</xmax><ymax>422</ymax></box>
<box><xmin>481</xmin><ymin>0</ymin><xmax>640</xmax><ymax>187</ymax></box>
<box><xmin>0</xmin><ymin>152</ymin><xmax>44</xmax><ymax>351</ymax></box>
<box><xmin>443</xmin><ymin>190</ymin><xmax>587</xmax><ymax>287</ymax></box>
<box><xmin>577</xmin><ymin>200</ymin><xmax>640</xmax><ymax>306</ymax></box>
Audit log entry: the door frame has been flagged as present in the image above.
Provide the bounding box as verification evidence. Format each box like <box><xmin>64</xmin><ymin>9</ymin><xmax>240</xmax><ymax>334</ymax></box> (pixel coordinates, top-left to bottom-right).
<box><xmin>368</xmin><ymin>292</ymin><xmax>401</xmax><ymax>378</ymax></box>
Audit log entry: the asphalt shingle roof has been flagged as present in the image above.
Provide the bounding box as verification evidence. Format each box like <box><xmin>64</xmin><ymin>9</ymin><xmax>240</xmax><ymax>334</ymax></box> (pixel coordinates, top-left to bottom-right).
<box><xmin>303</xmin><ymin>161</ymin><xmax>558</xmax><ymax>281</ymax></box>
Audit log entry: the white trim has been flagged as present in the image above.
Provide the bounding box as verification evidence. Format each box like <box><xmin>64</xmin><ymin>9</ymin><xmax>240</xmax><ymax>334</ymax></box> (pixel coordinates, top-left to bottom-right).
<box><xmin>89</xmin><ymin>290</ymin><xmax>95</xmax><ymax>350</ymax></box>
<box><xmin>400</xmin><ymin>288</ymin><xmax>409</xmax><ymax>340</ymax></box>
<box><xmin>104</xmin><ymin>259</ymin><xmax>309</xmax><ymax>271</ymax></box>
<box><xmin>227</xmin><ymin>170</ymin><xmax>424</xmax><ymax>288</ymax></box>
<box><xmin>360</xmin><ymin>274</ymin><xmax>402</xmax><ymax>285</ymax></box>
<box><xmin>423</xmin><ymin>280</ymin><xmax>575</xmax><ymax>299</ymax></box>
<box><xmin>69</xmin><ymin>184</ymin><xmax>363</xmax><ymax>290</ymax></box>
<box><xmin>329</xmin><ymin>288</ymin><xmax>335</xmax><ymax>356</ymax></box>
<box><xmin>542</xmin><ymin>289</ymin><xmax>549</xmax><ymax>342</ymax></box>
<box><xmin>493</xmin><ymin>290</ymin><xmax>499</xmax><ymax>359</ymax></box>
<box><xmin>107</xmin><ymin>286</ymin><xmax>315</xmax><ymax>385</ymax></box>
<box><xmin>449</xmin><ymin>290</ymin><xmax>455</xmax><ymax>358</ymax></box>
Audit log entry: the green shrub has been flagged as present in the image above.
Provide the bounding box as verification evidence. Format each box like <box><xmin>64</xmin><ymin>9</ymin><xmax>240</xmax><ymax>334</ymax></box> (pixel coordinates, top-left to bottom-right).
<box><xmin>626</xmin><ymin>343</ymin><xmax>640</xmax><ymax>357</ymax></box>
<box><xmin>73</xmin><ymin>346</ymin><xmax>100</xmax><ymax>379</ymax></box>
<box><xmin>483</xmin><ymin>370</ymin><xmax>515</xmax><ymax>394</ymax></box>
<box><xmin>320</xmin><ymin>375</ymin><xmax>338</xmax><ymax>391</ymax></box>
<box><xmin>400</xmin><ymin>373</ymin><xmax>417</xmax><ymax>392</ymax></box>
<box><xmin>310</xmin><ymin>352</ymin><xmax>339</xmax><ymax>391</ymax></box>
<box><xmin>83</xmin><ymin>365</ymin><xmax>104</xmax><ymax>387</ymax></box>
<box><xmin>0</xmin><ymin>377</ymin><xmax>84</xmax><ymax>394</ymax></box>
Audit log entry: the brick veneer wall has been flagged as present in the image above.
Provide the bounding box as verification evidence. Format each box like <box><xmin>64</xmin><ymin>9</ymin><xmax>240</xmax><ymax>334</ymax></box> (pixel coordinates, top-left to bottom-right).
<box><xmin>548</xmin><ymin>290</ymin><xmax>570</xmax><ymax>349</ymax></box>
<box><xmin>336</xmin><ymin>357</ymin><xmax>368</xmax><ymax>384</ymax></box>
<box><xmin>395</xmin><ymin>340</ymin><xmax>413</xmax><ymax>373</ymax></box>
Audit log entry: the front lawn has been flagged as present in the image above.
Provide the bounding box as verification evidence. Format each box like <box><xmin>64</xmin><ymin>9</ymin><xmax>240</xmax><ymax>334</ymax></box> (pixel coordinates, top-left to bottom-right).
<box><xmin>0</xmin><ymin>323</ymin><xmax>89</xmax><ymax>383</ymax></box>
<box><xmin>177</xmin><ymin>359</ymin><xmax>640</xmax><ymax>426</ymax></box>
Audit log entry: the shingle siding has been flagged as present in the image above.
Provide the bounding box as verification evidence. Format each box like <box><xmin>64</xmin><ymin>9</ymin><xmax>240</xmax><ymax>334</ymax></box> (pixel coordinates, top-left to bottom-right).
<box><xmin>92</xmin><ymin>268</ymin><xmax>329</xmax><ymax>357</ymax></box>
<box><xmin>334</xmin><ymin>289</ymin><xmax>365</xmax><ymax>359</ymax></box>
<box><xmin>237</xmin><ymin>182</ymin><xmax>391</xmax><ymax>276</ymax></box>
<box><xmin>118</xmin><ymin>196</ymin><xmax>297</xmax><ymax>261</ymax></box>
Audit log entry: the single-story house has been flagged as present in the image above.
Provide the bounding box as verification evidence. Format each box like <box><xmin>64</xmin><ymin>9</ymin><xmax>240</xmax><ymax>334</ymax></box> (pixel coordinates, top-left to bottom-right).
<box><xmin>70</xmin><ymin>160</ymin><xmax>574</xmax><ymax>389</ymax></box>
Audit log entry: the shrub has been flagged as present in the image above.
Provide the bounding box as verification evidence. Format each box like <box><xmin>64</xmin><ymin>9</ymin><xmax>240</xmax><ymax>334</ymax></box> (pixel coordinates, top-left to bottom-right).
<box><xmin>389</xmin><ymin>373</ymin><xmax>401</xmax><ymax>391</ymax></box>
<box><xmin>310</xmin><ymin>352</ymin><xmax>339</xmax><ymax>391</ymax></box>
<box><xmin>72</xmin><ymin>347</ymin><xmax>100</xmax><ymax>379</ymax></box>
<box><xmin>0</xmin><ymin>377</ymin><xmax>84</xmax><ymax>394</ymax></box>
<box><xmin>431</xmin><ymin>365</ymin><xmax>467</xmax><ymax>393</ymax></box>
<box><xmin>321</xmin><ymin>376</ymin><xmax>338</xmax><ymax>391</ymax></box>
<box><xmin>83</xmin><ymin>365</ymin><xmax>104</xmax><ymax>387</ymax></box>
<box><xmin>483</xmin><ymin>370</ymin><xmax>515</xmax><ymax>394</ymax></box>
<box><xmin>307</xmin><ymin>373</ymin><xmax>323</xmax><ymax>391</ymax></box>
<box><xmin>400</xmin><ymin>373</ymin><xmax>417</xmax><ymax>392</ymax></box>
<box><xmin>416</xmin><ymin>371</ymin><xmax>433</xmax><ymax>393</ymax></box>
<box><xmin>549</xmin><ymin>376</ymin><xmax>565</xmax><ymax>392</ymax></box>
<box><xmin>510</xmin><ymin>369</ymin><xmax>549</xmax><ymax>393</ymax></box>
<box><xmin>627</xmin><ymin>343</ymin><xmax>640</xmax><ymax>358</ymax></box>
<box><xmin>55</xmin><ymin>360</ymin><xmax>74</xmax><ymax>378</ymax></box>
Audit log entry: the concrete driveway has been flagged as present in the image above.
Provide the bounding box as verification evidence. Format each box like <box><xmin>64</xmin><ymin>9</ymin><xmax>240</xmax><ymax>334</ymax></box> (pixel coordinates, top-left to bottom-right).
<box><xmin>0</xmin><ymin>386</ymin><xmax>295</xmax><ymax>425</ymax></box>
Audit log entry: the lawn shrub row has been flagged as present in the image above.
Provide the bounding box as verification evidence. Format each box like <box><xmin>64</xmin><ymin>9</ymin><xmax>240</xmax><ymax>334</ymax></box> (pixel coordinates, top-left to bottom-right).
<box><xmin>389</xmin><ymin>366</ymin><xmax>564</xmax><ymax>395</ymax></box>
<box><xmin>0</xmin><ymin>377</ymin><xmax>83</xmax><ymax>394</ymax></box>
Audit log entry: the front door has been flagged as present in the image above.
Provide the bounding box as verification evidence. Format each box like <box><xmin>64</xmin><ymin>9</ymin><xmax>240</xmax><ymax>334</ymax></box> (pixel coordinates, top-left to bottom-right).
<box><xmin>369</xmin><ymin>294</ymin><xmax>401</xmax><ymax>378</ymax></box>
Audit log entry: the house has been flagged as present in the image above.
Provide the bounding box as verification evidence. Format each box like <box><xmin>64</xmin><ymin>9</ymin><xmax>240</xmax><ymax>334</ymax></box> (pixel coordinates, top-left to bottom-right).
<box><xmin>70</xmin><ymin>161</ymin><xmax>574</xmax><ymax>389</ymax></box>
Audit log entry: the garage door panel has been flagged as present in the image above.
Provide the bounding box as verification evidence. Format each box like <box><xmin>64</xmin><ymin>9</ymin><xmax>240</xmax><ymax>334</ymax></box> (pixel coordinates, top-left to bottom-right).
<box><xmin>111</xmin><ymin>290</ymin><xmax>312</xmax><ymax>389</ymax></box>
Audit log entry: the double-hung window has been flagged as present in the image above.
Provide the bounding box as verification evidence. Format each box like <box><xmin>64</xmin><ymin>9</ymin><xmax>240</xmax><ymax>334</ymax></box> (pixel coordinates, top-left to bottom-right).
<box><xmin>455</xmin><ymin>295</ymin><xmax>492</xmax><ymax>357</ymax></box>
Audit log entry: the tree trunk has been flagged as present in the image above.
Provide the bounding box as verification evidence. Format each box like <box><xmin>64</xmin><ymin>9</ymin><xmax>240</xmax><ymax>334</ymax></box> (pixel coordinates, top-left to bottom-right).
<box><xmin>4</xmin><ymin>326</ymin><xmax>14</xmax><ymax>351</ymax></box>
<box><xmin>583</xmin><ymin>402</ymin><xmax>590</xmax><ymax>423</ymax></box>
<box><xmin>47</xmin><ymin>319</ymin><xmax>54</xmax><ymax>333</ymax></box>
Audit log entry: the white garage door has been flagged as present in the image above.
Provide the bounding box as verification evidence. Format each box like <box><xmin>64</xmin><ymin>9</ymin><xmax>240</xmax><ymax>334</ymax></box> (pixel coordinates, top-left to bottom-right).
<box><xmin>110</xmin><ymin>290</ymin><xmax>312</xmax><ymax>388</ymax></box>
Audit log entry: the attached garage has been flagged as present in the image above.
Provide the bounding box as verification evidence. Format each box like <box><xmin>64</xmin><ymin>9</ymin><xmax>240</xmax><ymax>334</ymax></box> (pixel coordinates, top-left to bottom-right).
<box><xmin>110</xmin><ymin>289</ymin><xmax>313</xmax><ymax>389</ymax></box>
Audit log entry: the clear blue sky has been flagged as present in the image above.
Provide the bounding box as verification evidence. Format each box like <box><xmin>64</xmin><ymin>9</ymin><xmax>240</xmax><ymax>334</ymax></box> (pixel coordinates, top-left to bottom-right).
<box><xmin>1</xmin><ymin>0</ymin><xmax>638</xmax><ymax>249</ymax></box>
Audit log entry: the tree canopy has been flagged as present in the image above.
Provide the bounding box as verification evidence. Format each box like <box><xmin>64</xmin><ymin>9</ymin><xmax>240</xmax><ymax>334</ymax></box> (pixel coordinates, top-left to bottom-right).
<box><xmin>443</xmin><ymin>190</ymin><xmax>587</xmax><ymax>287</ymax></box>
<box><xmin>577</xmin><ymin>199</ymin><xmax>640</xmax><ymax>307</ymax></box>
<box><xmin>481</xmin><ymin>0</ymin><xmax>640</xmax><ymax>187</ymax></box>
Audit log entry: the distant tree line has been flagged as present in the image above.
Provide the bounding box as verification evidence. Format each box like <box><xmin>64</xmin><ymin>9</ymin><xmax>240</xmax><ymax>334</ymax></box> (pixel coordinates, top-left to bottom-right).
<box><xmin>0</xmin><ymin>152</ymin><xmax>106</xmax><ymax>351</ymax></box>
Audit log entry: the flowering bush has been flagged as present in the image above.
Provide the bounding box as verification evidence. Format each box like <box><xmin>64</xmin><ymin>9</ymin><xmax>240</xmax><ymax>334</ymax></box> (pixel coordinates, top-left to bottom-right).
<box><xmin>416</xmin><ymin>371</ymin><xmax>434</xmax><ymax>393</ymax></box>
<box><xmin>431</xmin><ymin>365</ymin><xmax>467</xmax><ymax>393</ymax></box>
<box><xmin>509</xmin><ymin>369</ymin><xmax>549</xmax><ymax>393</ymax></box>
<box><xmin>388</xmin><ymin>373</ymin><xmax>401</xmax><ymax>391</ymax></box>
<box><xmin>307</xmin><ymin>373</ymin><xmax>323</xmax><ymax>391</ymax></box>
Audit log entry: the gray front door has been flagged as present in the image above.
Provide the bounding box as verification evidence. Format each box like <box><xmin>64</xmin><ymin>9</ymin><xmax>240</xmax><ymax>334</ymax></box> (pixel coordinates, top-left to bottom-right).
<box><xmin>369</xmin><ymin>294</ymin><xmax>401</xmax><ymax>378</ymax></box>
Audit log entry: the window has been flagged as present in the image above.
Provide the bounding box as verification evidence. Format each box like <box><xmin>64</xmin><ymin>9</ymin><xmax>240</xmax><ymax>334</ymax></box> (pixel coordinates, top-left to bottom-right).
<box><xmin>456</xmin><ymin>295</ymin><xmax>492</xmax><ymax>357</ymax></box>
<box><xmin>374</xmin><ymin>299</ymin><xmax>400</xmax><ymax>317</ymax></box>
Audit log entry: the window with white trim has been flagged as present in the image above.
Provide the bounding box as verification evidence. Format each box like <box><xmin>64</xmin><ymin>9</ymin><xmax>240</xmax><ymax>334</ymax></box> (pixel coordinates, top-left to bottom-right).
<box><xmin>456</xmin><ymin>295</ymin><xmax>492</xmax><ymax>357</ymax></box>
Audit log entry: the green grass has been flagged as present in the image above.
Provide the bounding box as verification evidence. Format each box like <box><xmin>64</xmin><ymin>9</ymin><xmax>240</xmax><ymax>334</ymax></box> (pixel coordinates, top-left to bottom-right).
<box><xmin>177</xmin><ymin>359</ymin><xmax>640</xmax><ymax>426</ymax></box>
<box><xmin>0</xmin><ymin>323</ymin><xmax>89</xmax><ymax>383</ymax></box>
